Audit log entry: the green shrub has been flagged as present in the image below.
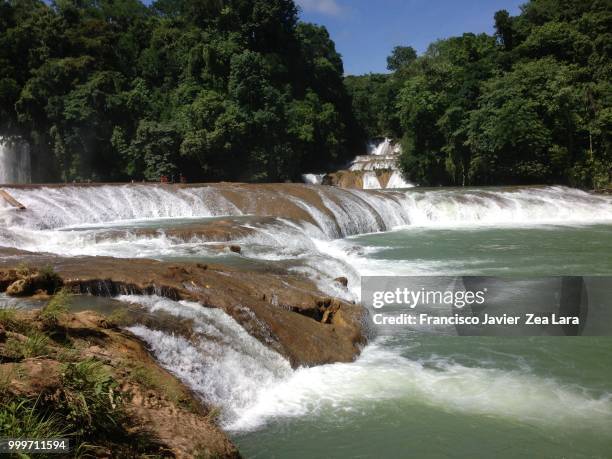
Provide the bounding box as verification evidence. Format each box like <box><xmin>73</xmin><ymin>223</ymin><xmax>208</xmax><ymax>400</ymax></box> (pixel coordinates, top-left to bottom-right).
<box><xmin>37</xmin><ymin>265</ymin><xmax>63</xmax><ymax>294</ymax></box>
<box><xmin>23</xmin><ymin>333</ymin><xmax>50</xmax><ymax>358</ymax></box>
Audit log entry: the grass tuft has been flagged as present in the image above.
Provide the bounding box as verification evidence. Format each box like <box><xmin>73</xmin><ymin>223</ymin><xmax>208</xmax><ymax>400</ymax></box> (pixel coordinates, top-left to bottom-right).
<box><xmin>0</xmin><ymin>398</ymin><xmax>67</xmax><ymax>439</ymax></box>
<box><xmin>128</xmin><ymin>362</ymin><xmax>194</xmax><ymax>411</ymax></box>
<box><xmin>0</xmin><ymin>307</ymin><xmax>18</xmax><ymax>330</ymax></box>
<box><xmin>40</xmin><ymin>288</ymin><xmax>71</xmax><ymax>326</ymax></box>
<box><xmin>60</xmin><ymin>359</ymin><xmax>123</xmax><ymax>438</ymax></box>
<box><xmin>6</xmin><ymin>332</ymin><xmax>50</xmax><ymax>358</ymax></box>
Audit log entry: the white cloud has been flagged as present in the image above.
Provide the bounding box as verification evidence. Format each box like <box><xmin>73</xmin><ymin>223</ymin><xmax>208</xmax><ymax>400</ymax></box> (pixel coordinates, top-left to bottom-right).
<box><xmin>296</xmin><ymin>0</ymin><xmax>343</xmax><ymax>17</ymax></box>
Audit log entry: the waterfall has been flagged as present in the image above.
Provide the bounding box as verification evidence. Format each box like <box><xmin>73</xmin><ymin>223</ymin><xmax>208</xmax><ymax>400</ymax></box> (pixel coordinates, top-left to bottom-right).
<box><xmin>3</xmin><ymin>183</ymin><xmax>609</xmax><ymax>301</ymax></box>
<box><xmin>344</xmin><ymin>138</ymin><xmax>411</xmax><ymax>189</ymax></box>
<box><xmin>366</xmin><ymin>138</ymin><xmax>396</xmax><ymax>156</ymax></box>
<box><xmin>0</xmin><ymin>137</ymin><xmax>31</xmax><ymax>184</ymax></box>
<box><xmin>349</xmin><ymin>156</ymin><xmax>397</xmax><ymax>171</ymax></box>
<box><xmin>2</xmin><ymin>184</ymin><xmax>612</xmax><ymax>237</ymax></box>
<box><xmin>118</xmin><ymin>295</ymin><xmax>612</xmax><ymax>434</ymax></box>
<box><xmin>301</xmin><ymin>173</ymin><xmax>325</xmax><ymax>185</ymax></box>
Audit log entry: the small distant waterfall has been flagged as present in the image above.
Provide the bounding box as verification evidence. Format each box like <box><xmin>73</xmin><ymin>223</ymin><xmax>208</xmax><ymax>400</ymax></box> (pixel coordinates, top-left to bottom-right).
<box><xmin>348</xmin><ymin>138</ymin><xmax>414</xmax><ymax>189</ymax></box>
<box><xmin>366</xmin><ymin>138</ymin><xmax>397</xmax><ymax>156</ymax></box>
<box><xmin>0</xmin><ymin>137</ymin><xmax>31</xmax><ymax>184</ymax></box>
<box><xmin>302</xmin><ymin>138</ymin><xmax>413</xmax><ymax>189</ymax></box>
<box><xmin>302</xmin><ymin>173</ymin><xmax>325</xmax><ymax>185</ymax></box>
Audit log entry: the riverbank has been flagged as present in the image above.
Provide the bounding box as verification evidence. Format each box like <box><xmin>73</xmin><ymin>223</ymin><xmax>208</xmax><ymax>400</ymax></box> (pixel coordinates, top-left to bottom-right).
<box><xmin>0</xmin><ymin>287</ymin><xmax>240</xmax><ymax>457</ymax></box>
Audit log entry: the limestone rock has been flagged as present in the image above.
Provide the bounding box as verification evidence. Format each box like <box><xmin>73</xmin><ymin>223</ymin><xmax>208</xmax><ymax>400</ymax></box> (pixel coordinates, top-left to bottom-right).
<box><xmin>334</xmin><ymin>276</ymin><xmax>348</xmax><ymax>287</ymax></box>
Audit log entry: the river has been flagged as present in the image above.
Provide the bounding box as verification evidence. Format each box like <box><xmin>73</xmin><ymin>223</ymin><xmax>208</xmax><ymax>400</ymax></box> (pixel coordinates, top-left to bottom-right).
<box><xmin>1</xmin><ymin>184</ymin><xmax>611</xmax><ymax>458</ymax></box>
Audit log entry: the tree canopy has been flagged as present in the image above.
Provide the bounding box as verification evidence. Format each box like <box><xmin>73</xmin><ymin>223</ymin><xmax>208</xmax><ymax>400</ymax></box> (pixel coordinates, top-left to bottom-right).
<box><xmin>1</xmin><ymin>0</ymin><xmax>610</xmax><ymax>188</ymax></box>
<box><xmin>0</xmin><ymin>0</ymin><xmax>361</xmax><ymax>182</ymax></box>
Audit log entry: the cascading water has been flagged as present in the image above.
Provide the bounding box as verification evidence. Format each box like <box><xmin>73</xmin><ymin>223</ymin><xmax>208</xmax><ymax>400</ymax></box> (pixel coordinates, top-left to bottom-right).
<box><xmin>347</xmin><ymin>138</ymin><xmax>415</xmax><ymax>189</ymax></box>
<box><xmin>303</xmin><ymin>137</ymin><xmax>415</xmax><ymax>189</ymax></box>
<box><xmin>2</xmin><ymin>184</ymin><xmax>611</xmax><ymax>299</ymax></box>
<box><xmin>349</xmin><ymin>155</ymin><xmax>397</xmax><ymax>171</ymax></box>
<box><xmin>114</xmin><ymin>295</ymin><xmax>612</xmax><ymax>435</ymax></box>
<box><xmin>0</xmin><ymin>137</ymin><xmax>31</xmax><ymax>184</ymax></box>
<box><xmin>2</xmin><ymin>184</ymin><xmax>612</xmax><ymax>250</ymax></box>
<box><xmin>117</xmin><ymin>295</ymin><xmax>293</xmax><ymax>428</ymax></box>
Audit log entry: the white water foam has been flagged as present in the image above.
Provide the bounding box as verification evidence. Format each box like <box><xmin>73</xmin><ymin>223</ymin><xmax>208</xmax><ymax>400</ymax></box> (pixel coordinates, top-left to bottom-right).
<box><xmin>119</xmin><ymin>295</ymin><xmax>292</xmax><ymax>426</ymax></box>
<box><xmin>231</xmin><ymin>338</ymin><xmax>612</xmax><ymax>432</ymax></box>
<box><xmin>0</xmin><ymin>185</ymin><xmax>241</xmax><ymax>230</ymax></box>
<box><xmin>2</xmin><ymin>185</ymin><xmax>612</xmax><ymax>236</ymax></box>
<box><xmin>366</xmin><ymin>138</ymin><xmax>398</xmax><ymax>157</ymax></box>
<box><xmin>2</xmin><ymin>185</ymin><xmax>611</xmax><ymax>300</ymax></box>
<box><xmin>395</xmin><ymin>186</ymin><xmax>612</xmax><ymax>228</ymax></box>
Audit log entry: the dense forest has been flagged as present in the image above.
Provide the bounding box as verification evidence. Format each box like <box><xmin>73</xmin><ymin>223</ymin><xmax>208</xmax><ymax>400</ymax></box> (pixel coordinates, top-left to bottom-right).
<box><xmin>0</xmin><ymin>0</ymin><xmax>610</xmax><ymax>187</ymax></box>
<box><xmin>0</xmin><ymin>0</ymin><xmax>362</xmax><ymax>182</ymax></box>
<box><xmin>347</xmin><ymin>0</ymin><xmax>611</xmax><ymax>188</ymax></box>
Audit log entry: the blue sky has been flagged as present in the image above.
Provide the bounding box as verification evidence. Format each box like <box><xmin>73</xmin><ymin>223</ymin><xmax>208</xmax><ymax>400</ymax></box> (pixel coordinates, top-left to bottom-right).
<box><xmin>296</xmin><ymin>0</ymin><xmax>525</xmax><ymax>75</ymax></box>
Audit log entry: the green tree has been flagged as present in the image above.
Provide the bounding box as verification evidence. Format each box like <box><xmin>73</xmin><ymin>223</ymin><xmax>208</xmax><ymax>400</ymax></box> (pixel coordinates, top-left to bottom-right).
<box><xmin>386</xmin><ymin>45</ymin><xmax>417</xmax><ymax>71</ymax></box>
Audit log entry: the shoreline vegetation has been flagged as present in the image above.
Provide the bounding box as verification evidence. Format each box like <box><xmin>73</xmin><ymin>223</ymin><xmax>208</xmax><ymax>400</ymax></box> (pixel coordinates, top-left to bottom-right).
<box><xmin>0</xmin><ymin>0</ymin><xmax>610</xmax><ymax>189</ymax></box>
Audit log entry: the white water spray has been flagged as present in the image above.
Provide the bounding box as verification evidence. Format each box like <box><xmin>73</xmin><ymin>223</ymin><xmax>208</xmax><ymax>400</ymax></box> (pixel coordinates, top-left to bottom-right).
<box><xmin>119</xmin><ymin>295</ymin><xmax>292</xmax><ymax>427</ymax></box>
<box><xmin>1</xmin><ymin>185</ymin><xmax>612</xmax><ymax>251</ymax></box>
